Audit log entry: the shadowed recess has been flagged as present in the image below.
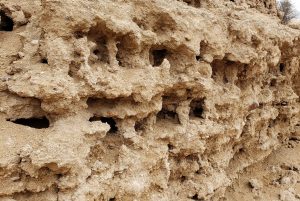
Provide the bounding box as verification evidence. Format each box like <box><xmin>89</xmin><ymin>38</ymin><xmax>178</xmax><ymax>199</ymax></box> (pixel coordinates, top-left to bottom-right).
<box><xmin>157</xmin><ymin>107</ymin><xmax>180</xmax><ymax>124</ymax></box>
<box><xmin>182</xmin><ymin>0</ymin><xmax>201</xmax><ymax>8</ymax></box>
<box><xmin>7</xmin><ymin>117</ymin><xmax>50</xmax><ymax>129</ymax></box>
<box><xmin>89</xmin><ymin>116</ymin><xmax>118</xmax><ymax>133</ymax></box>
<box><xmin>189</xmin><ymin>99</ymin><xmax>205</xmax><ymax>118</ymax></box>
<box><xmin>0</xmin><ymin>11</ymin><xmax>14</xmax><ymax>31</ymax></box>
<box><xmin>150</xmin><ymin>49</ymin><xmax>168</xmax><ymax>66</ymax></box>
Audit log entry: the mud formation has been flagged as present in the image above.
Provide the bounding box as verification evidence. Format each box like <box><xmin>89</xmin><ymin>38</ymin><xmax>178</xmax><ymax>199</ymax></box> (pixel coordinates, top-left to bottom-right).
<box><xmin>0</xmin><ymin>0</ymin><xmax>299</xmax><ymax>200</ymax></box>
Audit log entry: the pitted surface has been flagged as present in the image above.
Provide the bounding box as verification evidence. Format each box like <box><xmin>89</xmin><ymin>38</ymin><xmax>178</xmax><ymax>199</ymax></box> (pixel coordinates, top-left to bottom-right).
<box><xmin>0</xmin><ymin>0</ymin><xmax>299</xmax><ymax>200</ymax></box>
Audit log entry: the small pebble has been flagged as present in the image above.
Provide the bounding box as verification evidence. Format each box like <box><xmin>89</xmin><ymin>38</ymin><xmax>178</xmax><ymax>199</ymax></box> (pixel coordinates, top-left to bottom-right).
<box><xmin>202</xmin><ymin>54</ymin><xmax>214</xmax><ymax>63</ymax></box>
<box><xmin>18</xmin><ymin>52</ymin><xmax>25</xmax><ymax>58</ymax></box>
<box><xmin>281</xmin><ymin>176</ymin><xmax>291</xmax><ymax>185</ymax></box>
<box><xmin>249</xmin><ymin>178</ymin><xmax>263</xmax><ymax>190</ymax></box>
<box><xmin>31</xmin><ymin>40</ymin><xmax>39</xmax><ymax>45</ymax></box>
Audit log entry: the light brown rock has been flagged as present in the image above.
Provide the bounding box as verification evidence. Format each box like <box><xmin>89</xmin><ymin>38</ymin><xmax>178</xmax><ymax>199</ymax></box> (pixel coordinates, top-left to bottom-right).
<box><xmin>0</xmin><ymin>0</ymin><xmax>299</xmax><ymax>200</ymax></box>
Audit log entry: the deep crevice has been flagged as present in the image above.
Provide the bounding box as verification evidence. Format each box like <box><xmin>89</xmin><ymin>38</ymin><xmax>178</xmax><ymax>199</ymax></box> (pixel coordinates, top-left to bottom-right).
<box><xmin>191</xmin><ymin>194</ymin><xmax>201</xmax><ymax>201</ymax></box>
<box><xmin>87</xmin><ymin>24</ymin><xmax>110</xmax><ymax>65</ymax></box>
<box><xmin>116</xmin><ymin>42</ymin><xmax>125</xmax><ymax>67</ymax></box>
<box><xmin>168</xmin><ymin>143</ymin><xmax>174</xmax><ymax>151</ymax></box>
<box><xmin>279</xmin><ymin>63</ymin><xmax>285</xmax><ymax>73</ymax></box>
<box><xmin>68</xmin><ymin>61</ymin><xmax>80</xmax><ymax>78</ymax></box>
<box><xmin>74</xmin><ymin>31</ymin><xmax>85</xmax><ymax>39</ymax></box>
<box><xmin>92</xmin><ymin>36</ymin><xmax>110</xmax><ymax>64</ymax></box>
<box><xmin>157</xmin><ymin>108</ymin><xmax>179</xmax><ymax>123</ymax></box>
<box><xmin>0</xmin><ymin>11</ymin><xmax>14</xmax><ymax>31</ymax></box>
<box><xmin>270</xmin><ymin>78</ymin><xmax>277</xmax><ymax>87</ymax></box>
<box><xmin>41</xmin><ymin>58</ymin><xmax>48</xmax><ymax>64</ymax></box>
<box><xmin>115</xmin><ymin>35</ymin><xmax>138</xmax><ymax>68</ymax></box>
<box><xmin>7</xmin><ymin>117</ymin><xmax>50</xmax><ymax>129</ymax></box>
<box><xmin>150</xmin><ymin>49</ymin><xmax>168</xmax><ymax>67</ymax></box>
<box><xmin>180</xmin><ymin>176</ymin><xmax>187</xmax><ymax>182</ymax></box>
<box><xmin>134</xmin><ymin>118</ymin><xmax>147</xmax><ymax>133</ymax></box>
<box><xmin>189</xmin><ymin>99</ymin><xmax>205</xmax><ymax>118</ymax></box>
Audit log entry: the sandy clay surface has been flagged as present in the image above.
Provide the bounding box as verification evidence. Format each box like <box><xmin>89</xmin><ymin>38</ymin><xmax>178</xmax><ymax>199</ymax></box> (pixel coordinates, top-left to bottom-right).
<box><xmin>0</xmin><ymin>0</ymin><xmax>299</xmax><ymax>200</ymax></box>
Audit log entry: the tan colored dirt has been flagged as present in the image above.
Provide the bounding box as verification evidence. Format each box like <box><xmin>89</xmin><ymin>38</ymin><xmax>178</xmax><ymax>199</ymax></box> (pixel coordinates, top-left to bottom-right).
<box><xmin>0</xmin><ymin>0</ymin><xmax>299</xmax><ymax>200</ymax></box>
<box><xmin>224</xmin><ymin>138</ymin><xmax>300</xmax><ymax>201</ymax></box>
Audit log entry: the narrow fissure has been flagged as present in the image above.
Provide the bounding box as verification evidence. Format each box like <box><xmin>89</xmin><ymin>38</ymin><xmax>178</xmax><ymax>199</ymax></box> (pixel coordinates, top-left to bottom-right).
<box><xmin>7</xmin><ymin>117</ymin><xmax>50</xmax><ymax>129</ymax></box>
<box><xmin>279</xmin><ymin>63</ymin><xmax>285</xmax><ymax>73</ymax></box>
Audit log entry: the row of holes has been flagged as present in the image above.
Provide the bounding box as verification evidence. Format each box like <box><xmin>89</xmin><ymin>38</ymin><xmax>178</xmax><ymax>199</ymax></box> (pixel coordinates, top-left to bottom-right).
<box><xmin>5</xmin><ymin>99</ymin><xmax>204</xmax><ymax>132</ymax></box>
<box><xmin>76</xmin><ymin>25</ymin><xmax>171</xmax><ymax>68</ymax></box>
<box><xmin>0</xmin><ymin>11</ymin><xmax>166</xmax><ymax>68</ymax></box>
<box><xmin>157</xmin><ymin>99</ymin><xmax>204</xmax><ymax>122</ymax></box>
<box><xmin>5</xmin><ymin>116</ymin><xmax>118</xmax><ymax>132</ymax></box>
<box><xmin>89</xmin><ymin>38</ymin><xmax>168</xmax><ymax>67</ymax></box>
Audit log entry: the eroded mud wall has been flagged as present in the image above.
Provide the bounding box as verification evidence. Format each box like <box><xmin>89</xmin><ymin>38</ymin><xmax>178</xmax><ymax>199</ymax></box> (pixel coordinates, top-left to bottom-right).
<box><xmin>0</xmin><ymin>0</ymin><xmax>299</xmax><ymax>200</ymax></box>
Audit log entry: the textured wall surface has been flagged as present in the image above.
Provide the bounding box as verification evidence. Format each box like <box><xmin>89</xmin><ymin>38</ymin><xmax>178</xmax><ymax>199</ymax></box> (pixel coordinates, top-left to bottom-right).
<box><xmin>0</xmin><ymin>0</ymin><xmax>299</xmax><ymax>200</ymax></box>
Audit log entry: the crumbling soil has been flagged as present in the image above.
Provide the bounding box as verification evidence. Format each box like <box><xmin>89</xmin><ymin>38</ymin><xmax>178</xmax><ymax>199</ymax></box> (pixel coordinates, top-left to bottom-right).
<box><xmin>0</xmin><ymin>0</ymin><xmax>299</xmax><ymax>200</ymax></box>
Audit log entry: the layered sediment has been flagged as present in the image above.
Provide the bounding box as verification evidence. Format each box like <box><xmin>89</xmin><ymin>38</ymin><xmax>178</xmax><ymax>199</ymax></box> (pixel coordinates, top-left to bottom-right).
<box><xmin>0</xmin><ymin>0</ymin><xmax>299</xmax><ymax>200</ymax></box>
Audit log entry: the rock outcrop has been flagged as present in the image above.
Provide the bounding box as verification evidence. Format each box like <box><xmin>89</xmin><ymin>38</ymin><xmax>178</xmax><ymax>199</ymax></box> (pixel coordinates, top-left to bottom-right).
<box><xmin>0</xmin><ymin>0</ymin><xmax>299</xmax><ymax>200</ymax></box>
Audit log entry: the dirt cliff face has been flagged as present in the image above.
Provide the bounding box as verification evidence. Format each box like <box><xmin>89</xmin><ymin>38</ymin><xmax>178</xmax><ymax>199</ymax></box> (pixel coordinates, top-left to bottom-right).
<box><xmin>0</xmin><ymin>0</ymin><xmax>299</xmax><ymax>200</ymax></box>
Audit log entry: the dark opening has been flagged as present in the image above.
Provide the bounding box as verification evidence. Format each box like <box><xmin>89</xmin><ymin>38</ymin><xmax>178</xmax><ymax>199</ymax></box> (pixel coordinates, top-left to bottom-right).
<box><xmin>41</xmin><ymin>58</ymin><xmax>48</xmax><ymax>64</ymax></box>
<box><xmin>116</xmin><ymin>42</ymin><xmax>125</xmax><ymax>67</ymax></box>
<box><xmin>89</xmin><ymin>116</ymin><xmax>118</xmax><ymax>133</ymax></box>
<box><xmin>181</xmin><ymin>176</ymin><xmax>187</xmax><ymax>182</ymax></box>
<box><xmin>211</xmin><ymin>59</ymin><xmax>233</xmax><ymax>83</ymax></box>
<box><xmin>230</xmin><ymin>0</ymin><xmax>235</xmax><ymax>2</ymax></box>
<box><xmin>183</xmin><ymin>0</ymin><xmax>201</xmax><ymax>8</ymax></box>
<box><xmin>279</xmin><ymin>63</ymin><xmax>285</xmax><ymax>73</ymax></box>
<box><xmin>195</xmin><ymin>169</ymin><xmax>203</xmax><ymax>174</ymax></box>
<box><xmin>90</xmin><ymin>36</ymin><xmax>109</xmax><ymax>64</ymax></box>
<box><xmin>115</xmin><ymin>35</ymin><xmax>137</xmax><ymax>68</ymax></box>
<box><xmin>270</xmin><ymin>79</ymin><xmax>277</xmax><ymax>87</ymax></box>
<box><xmin>281</xmin><ymin>101</ymin><xmax>288</xmax><ymax>106</ymax></box>
<box><xmin>68</xmin><ymin>61</ymin><xmax>80</xmax><ymax>78</ymax></box>
<box><xmin>189</xmin><ymin>99</ymin><xmax>205</xmax><ymax>118</ymax></box>
<box><xmin>134</xmin><ymin>118</ymin><xmax>146</xmax><ymax>132</ymax></box>
<box><xmin>238</xmin><ymin>147</ymin><xmax>245</xmax><ymax>153</ymax></box>
<box><xmin>74</xmin><ymin>31</ymin><xmax>84</xmax><ymax>39</ymax></box>
<box><xmin>191</xmin><ymin>194</ymin><xmax>202</xmax><ymax>201</ymax></box>
<box><xmin>195</xmin><ymin>0</ymin><xmax>201</xmax><ymax>7</ymax></box>
<box><xmin>289</xmin><ymin>136</ymin><xmax>300</xmax><ymax>142</ymax></box>
<box><xmin>157</xmin><ymin>108</ymin><xmax>179</xmax><ymax>123</ymax></box>
<box><xmin>150</xmin><ymin>49</ymin><xmax>167</xmax><ymax>67</ymax></box>
<box><xmin>196</xmin><ymin>55</ymin><xmax>202</xmax><ymax>61</ymax></box>
<box><xmin>168</xmin><ymin>143</ymin><xmax>174</xmax><ymax>151</ymax></box>
<box><xmin>186</xmin><ymin>154</ymin><xmax>198</xmax><ymax>161</ymax></box>
<box><xmin>0</xmin><ymin>11</ymin><xmax>14</xmax><ymax>31</ymax></box>
<box><xmin>93</xmin><ymin>49</ymin><xmax>99</xmax><ymax>55</ymax></box>
<box><xmin>109</xmin><ymin>198</ymin><xmax>116</xmax><ymax>201</ymax></box>
<box><xmin>7</xmin><ymin>117</ymin><xmax>50</xmax><ymax>129</ymax></box>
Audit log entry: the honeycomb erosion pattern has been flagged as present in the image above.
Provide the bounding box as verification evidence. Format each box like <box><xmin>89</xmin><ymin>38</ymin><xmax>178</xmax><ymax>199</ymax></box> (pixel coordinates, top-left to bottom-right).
<box><xmin>0</xmin><ymin>0</ymin><xmax>299</xmax><ymax>200</ymax></box>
